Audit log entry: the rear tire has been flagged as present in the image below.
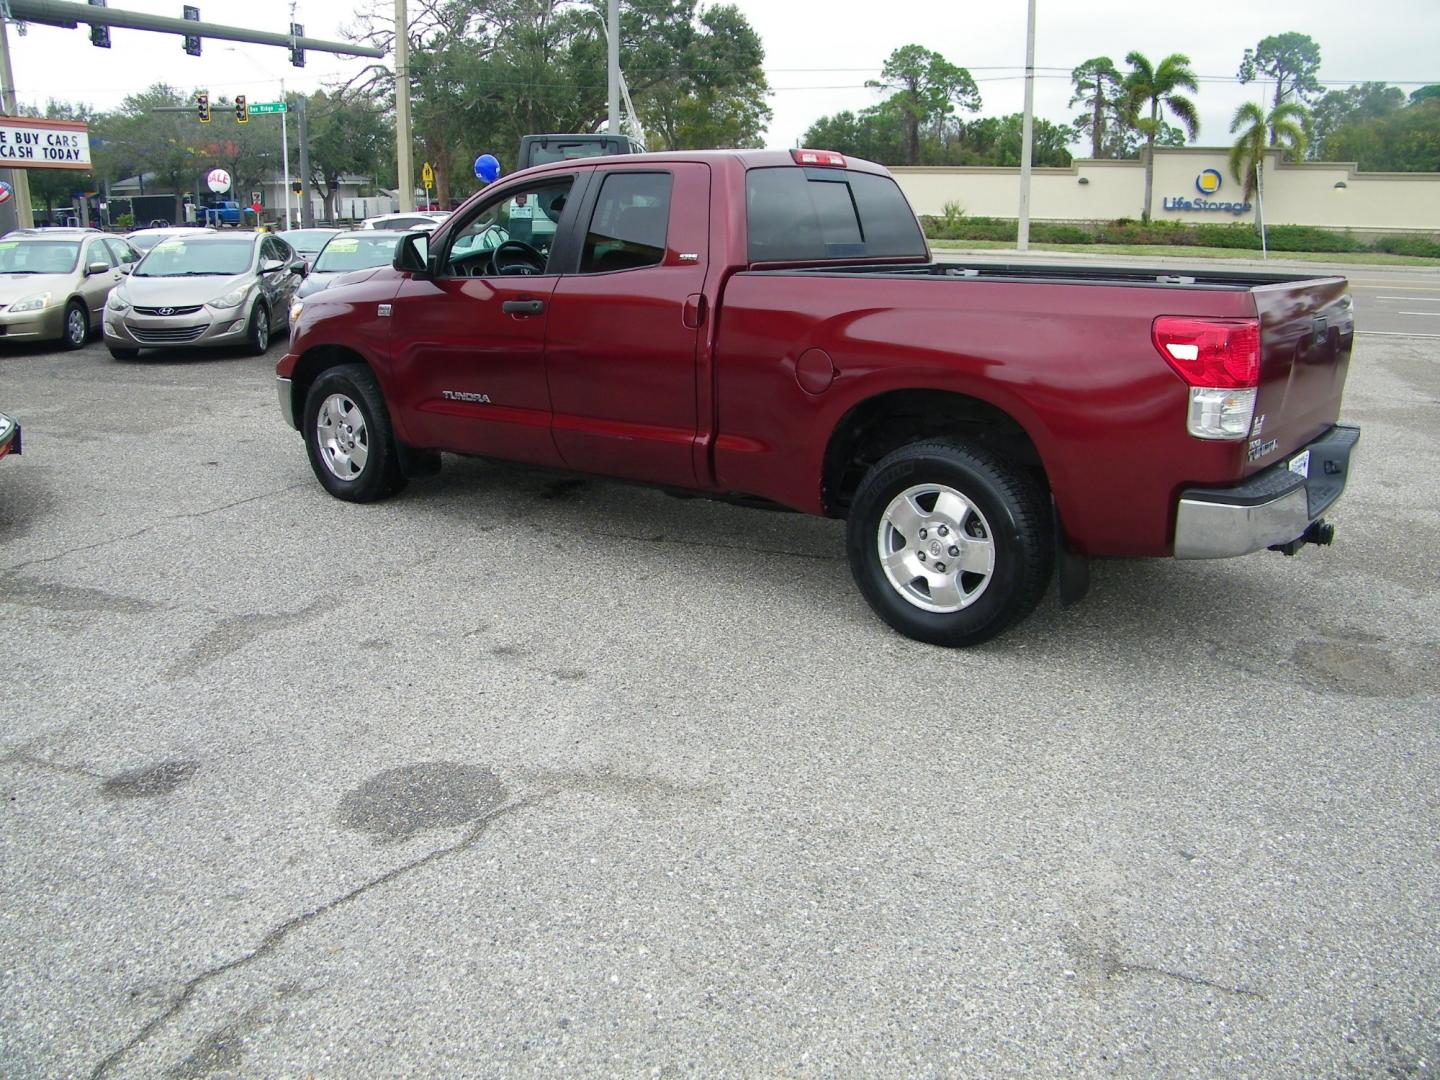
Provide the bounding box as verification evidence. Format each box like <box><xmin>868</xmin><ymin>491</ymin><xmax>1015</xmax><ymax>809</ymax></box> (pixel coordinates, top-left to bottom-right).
<box><xmin>845</xmin><ymin>440</ymin><xmax>1052</xmax><ymax>647</ymax></box>
<box><xmin>302</xmin><ymin>364</ymin><xmax>406</xmax><ymax>502</ymax></box>
<box><xmin>61</xmin><ymin>301</ymin><xmax>88</xmax><ymax>349</ymax></box>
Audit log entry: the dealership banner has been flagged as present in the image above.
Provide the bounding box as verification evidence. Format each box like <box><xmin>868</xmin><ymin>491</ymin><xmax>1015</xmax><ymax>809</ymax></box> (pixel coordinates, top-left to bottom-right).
<box><xmin>0</xmin><ymin>116</ymin><xmax>92</xmax><ymax>170</ymax></box>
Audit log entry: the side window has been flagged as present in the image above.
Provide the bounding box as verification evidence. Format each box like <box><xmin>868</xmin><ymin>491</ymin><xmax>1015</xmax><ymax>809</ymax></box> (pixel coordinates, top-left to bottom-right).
<box><xmin>85</xmin><ymin>240</ymin><xmax>114</xmax><ymax>269</ymax></box>
<box><xmin>105</xmin><ymin>239</ymin><xmax>138</xmax><ymax>265</ymax></box>
<box><xmin>579</xmin><ymin>172</ymin><xmax>672</xmax><ymax>274</ymax></box>
<box><xmin>441</xmin><ymin>178</ymin><xmax>574</xmax><ymax>277</ymax></box>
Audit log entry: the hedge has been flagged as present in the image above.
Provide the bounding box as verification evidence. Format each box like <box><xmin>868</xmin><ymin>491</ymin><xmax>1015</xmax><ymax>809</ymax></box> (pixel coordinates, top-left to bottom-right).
<box><xmin>919</xmin><ymin>215</ymin><xmax>1438</xmax><ymax>258</ymax></box>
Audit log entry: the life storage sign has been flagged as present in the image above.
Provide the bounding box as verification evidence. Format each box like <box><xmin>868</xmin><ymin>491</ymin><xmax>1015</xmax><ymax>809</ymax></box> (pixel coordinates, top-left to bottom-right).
<box><xmin>0</xmin><ymin>116</ymin><xmax>92</xmax><ymax>170</ymax></box>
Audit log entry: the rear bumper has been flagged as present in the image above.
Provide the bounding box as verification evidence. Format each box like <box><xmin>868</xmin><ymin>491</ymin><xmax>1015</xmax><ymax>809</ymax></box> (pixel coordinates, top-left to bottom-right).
<box><xmin>1174</xmin><ymin>423</ymin><xmax>1360</xmax><ymax>559</ymax></box>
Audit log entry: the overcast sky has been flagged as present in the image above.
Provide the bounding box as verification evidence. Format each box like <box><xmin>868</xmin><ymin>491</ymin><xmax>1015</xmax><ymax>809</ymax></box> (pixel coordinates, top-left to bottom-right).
<box><xmin>6</xmin><ymin>0</ymin><xmax>1438</xmax><ymax>154</ymax></box>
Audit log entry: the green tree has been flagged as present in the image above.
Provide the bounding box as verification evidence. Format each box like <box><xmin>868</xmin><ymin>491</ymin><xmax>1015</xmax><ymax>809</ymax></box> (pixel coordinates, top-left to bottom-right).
<box><xmin>302</xmin><ymin>90</ymin><xmax>391</xmax><ymax>219</ymax></box>
<box><xmin>1308</xmin><ymin>83</ymin><xmax>1405</xmax><ymax>157</ymax></box>
<box><xmin>1228</xmin><ymin>100</ymin><xmax>1308</xmax><ymax>204</ymax></box>
<box><xmin>865</xmin><ymin>44</ymin><xmax>980</xmax><ymax>165</ymax></box>
<box><xmin>801</xmin><ymin>107</ymin><xmax>904</xmax><ymax>164</ymax></box>
<box><xmin>102</xmin><ymin>84</ymin><xmax>208</xmax><ymax>224</ymax></box>
<box><xmin>1324</xmin><ymin>96</ymin><xmax>1440</xmax><ymax>172</ymax></box>
<box><xmin>1409</xmin><ymin>85</ymin><xmax>1440</xmax><ymax>105</ymax></box>
<box><xmin>1124</xmin><ymin>51</ymin><xmax>1199</xmax><ymax>221</ymax></box>
<box><xmin>1068</xmin><ymin>57</ymin><xmax>1128</xmax><ymax>158</ymax></box>
<box><xmin>1238</xmin><ymin>31</ymin><xmax>1324</xmax><ymax>113</ymax></box>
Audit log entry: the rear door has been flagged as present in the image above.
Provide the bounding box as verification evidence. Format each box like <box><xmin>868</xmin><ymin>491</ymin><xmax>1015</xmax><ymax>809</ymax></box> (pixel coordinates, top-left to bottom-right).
<box><xmin>79</xmin><ymin>237</ymin><xmax>121</xmax><ymax>321</ymax></box>
<box><xmin>543</xmin><ymin>163</ymin><xmax>710</xmax><ymax>487</ymax></box>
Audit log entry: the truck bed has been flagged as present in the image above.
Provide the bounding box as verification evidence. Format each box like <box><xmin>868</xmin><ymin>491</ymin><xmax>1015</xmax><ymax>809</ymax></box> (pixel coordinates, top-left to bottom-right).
<box><xmin>757</xmin><ymin>260</ymin><xmax>1340</xmax><ymax>292</ymax></box>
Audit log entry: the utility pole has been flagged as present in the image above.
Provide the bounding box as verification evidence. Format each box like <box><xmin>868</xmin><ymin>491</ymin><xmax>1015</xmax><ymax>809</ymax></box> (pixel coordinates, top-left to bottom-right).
<box><xmin>0</xmin><ymin>17</ymin><xmax>34</xmax><ymax>230</ymax></box>
<box><xmin>280</xmin><ymin>81</ymin><xmax>291</xmax><ymax>228</ymax></box>
<box><xmin>1016</xmin><ymin>0</ymin><xmax>1036</xmax><ymax>252</ymax></box>
<box><xmin>606</xmin><ymin>0</ymin><xmax>619</xmax><ymax>135</ymax></box>
<box><xmin>393</xmin><ymin>0</ymin><xmax>413</xmax><ymax>211</ymax></box>
<box><xmin>296</xmin><ymin>93</ymin><xmax>312</xmax><ymax>227</ymax></box>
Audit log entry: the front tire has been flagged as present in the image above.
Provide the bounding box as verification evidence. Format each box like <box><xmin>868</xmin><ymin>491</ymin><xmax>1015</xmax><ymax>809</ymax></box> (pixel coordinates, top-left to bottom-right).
<box><xmin>61</xmin><ymin>301</ymin><xmax>88</xmax><ymax>349</ymax></box>
<box><xmin>302</xmin><ymin>364</ymin><xmax>406</xmax><ymax>502</ymax></box>
<box><xmin>846</xmin><ymin>440</ymin><xmax>1053</xmax><ymax>647</ymax></box>
<box><xmin>245</xmin><ymin>300</ymin><xmax>271</xmax><ymax>355</ymax></box>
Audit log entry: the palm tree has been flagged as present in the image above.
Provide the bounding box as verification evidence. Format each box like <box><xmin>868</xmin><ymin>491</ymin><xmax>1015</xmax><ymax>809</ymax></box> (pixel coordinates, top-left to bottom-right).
<box><xmin>1228</xmin><ymin>101</ymin><xmax>1309</xmax><ymax>203</ymax></box>
<box><xmin>1124</xmin><ymin>51</ymin><xmax>1200</xmax><ymax>221</ymax></box>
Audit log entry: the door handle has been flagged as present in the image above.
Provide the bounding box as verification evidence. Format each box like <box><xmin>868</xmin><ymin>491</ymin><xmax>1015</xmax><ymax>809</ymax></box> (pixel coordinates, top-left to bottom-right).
<box><xmin>502</xmin><ymin>299</ymin><xmax>545</xmax><ymax>316</ymax></box>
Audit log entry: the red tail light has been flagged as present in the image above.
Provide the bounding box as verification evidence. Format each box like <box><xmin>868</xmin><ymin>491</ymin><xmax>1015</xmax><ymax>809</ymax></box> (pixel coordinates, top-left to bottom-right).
<box><xmin>1152</xmin><ymin>317</ymin><xmax>1260</xmax><ymax>389</ymax></box>
<box><xmin>791</xmin><ymin>148</ymin><xmax>847</xmax><ymax>168</ymax></box>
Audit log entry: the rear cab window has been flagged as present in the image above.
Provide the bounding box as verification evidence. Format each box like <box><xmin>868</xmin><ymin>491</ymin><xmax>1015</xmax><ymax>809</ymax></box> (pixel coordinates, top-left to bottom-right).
<box><xmin>745</xmin><ymin>167</ymin><xmax>926</xmax><ymax>263</ymax></box>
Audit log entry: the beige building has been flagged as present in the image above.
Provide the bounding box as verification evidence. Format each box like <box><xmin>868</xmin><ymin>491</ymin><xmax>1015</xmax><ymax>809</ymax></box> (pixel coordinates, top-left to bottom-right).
<box><xmin>891</xmin><ymin>147</ymin><xmax>1440</xmax><ymax>236</ymax></box>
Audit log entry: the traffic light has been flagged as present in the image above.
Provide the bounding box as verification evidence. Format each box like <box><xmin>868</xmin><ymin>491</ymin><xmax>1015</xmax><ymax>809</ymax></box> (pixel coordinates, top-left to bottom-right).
<box><xmin>182</xmin><ymin>5</ymin><xmax>201</xmax><ymax>56</ymax></box>
<box><xmin>235</xmin><ymin>95</ymin><xmax>248</xmax><ymax>124</ymax></box>
<box><xmin>289</xmin><ymin>22</ymin><xmax>305</xmax><ymax>68</ymax></box>
<box><xmin>88</xmin><ymin>0</ymin><xmax>111</xmax><ymax>48</ymax></box>
<box><xmin>197</xmin><ymin>91</ymin><xmax>211</xmax><ymax>123</ymax></box>
<box><xmin>290</xmin><ymin>181</ymin><xmax>302</xmax><ymax>196</ymax></box>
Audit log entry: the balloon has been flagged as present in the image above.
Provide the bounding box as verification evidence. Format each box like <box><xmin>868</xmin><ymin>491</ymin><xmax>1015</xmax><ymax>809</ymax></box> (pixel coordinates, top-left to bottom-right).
<box><xmin>474</xmin><ymin>154</ymin><xmax>501</xmax><ymax>184</ymax></box>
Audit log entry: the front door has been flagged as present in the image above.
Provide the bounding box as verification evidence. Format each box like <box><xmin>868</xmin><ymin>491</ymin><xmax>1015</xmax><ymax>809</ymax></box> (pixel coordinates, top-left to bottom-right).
<box><xmin>388</xmin><ymin>174</ymin><xmax>581</xmax><ymax>464</ymax></box>
<box><xmin>543</xmin><ymin>163</ymin><xmax>710</xmax><ymax>488</ymax></box>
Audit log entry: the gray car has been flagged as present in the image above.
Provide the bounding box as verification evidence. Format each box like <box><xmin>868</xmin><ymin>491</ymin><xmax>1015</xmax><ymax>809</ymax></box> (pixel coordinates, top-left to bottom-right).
<box><xmin>293</xmin><ymin>230</ymin><xmax>408</xmax><ymax>301</ymax></box>
<box><xmin>104</xmin><ymin>233</ymin><xmax>305</xmax><ymax>358</ymax></box>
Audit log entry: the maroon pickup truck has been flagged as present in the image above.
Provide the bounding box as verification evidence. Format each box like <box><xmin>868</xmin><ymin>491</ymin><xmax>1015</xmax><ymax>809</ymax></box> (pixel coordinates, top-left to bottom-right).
<box><xmin>277</xmin><ymin>148</ymin><xmax>1358</xmax><ymax>646</ymax></box>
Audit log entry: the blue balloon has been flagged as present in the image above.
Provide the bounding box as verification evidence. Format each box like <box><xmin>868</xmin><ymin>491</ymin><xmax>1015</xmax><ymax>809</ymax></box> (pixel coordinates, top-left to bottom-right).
<box><xmin>474</xmin><ymin>154</ymin><xmax>501</xmax><ymax>184</ymax></box>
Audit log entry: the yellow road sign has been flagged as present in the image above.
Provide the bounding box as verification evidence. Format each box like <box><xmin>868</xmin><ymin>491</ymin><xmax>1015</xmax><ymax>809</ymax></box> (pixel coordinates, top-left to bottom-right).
<box><xmin>421</xmin><ymin>162</ymin><xmax>434</xmax><ymax>188</ymax></box>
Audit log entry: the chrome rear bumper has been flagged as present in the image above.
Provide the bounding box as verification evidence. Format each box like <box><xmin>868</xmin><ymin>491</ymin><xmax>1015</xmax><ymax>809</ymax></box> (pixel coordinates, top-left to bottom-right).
<box><xmin>1174</xmin><ymin>424</ymin><xmax>1360</xmax><ymax>559</ymax></box>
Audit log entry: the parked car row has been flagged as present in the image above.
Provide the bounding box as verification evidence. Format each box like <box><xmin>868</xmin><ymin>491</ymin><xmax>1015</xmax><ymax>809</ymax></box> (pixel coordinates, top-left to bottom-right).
<box><xmin>0</xmin><ymin>222</ymin><xmax>428</xmax><ymax>356</ymax></box>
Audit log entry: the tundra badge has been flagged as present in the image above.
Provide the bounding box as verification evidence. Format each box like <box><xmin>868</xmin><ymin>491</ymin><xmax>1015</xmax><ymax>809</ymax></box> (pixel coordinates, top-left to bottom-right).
<box><xmin>377</xmin><ymin>303</ymin><xmax>392</xmax><ymax>317</ymax></box>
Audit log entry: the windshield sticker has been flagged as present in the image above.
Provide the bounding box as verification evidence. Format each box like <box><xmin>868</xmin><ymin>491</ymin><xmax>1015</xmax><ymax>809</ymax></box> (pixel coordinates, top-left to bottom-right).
<box><xmin>0</xmin><ymin>241</ymin><xmax>16</xmax><ymax>250</ymax></box>
<box><xmin>154</xmin><ymin>241</ymin><xmax>184</xmax><ymax>252</ymax></box>
<box><xmin>328</xmin><ymin>239</ymin><xmax>359</xmax><ymax>253</ymax></box>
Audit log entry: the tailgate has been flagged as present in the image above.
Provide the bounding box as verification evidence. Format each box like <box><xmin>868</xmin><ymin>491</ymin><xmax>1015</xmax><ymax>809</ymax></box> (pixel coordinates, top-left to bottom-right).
<box><xmin>1247</xmin><ymin>277</ymin><xmax>1354</xmax><ymax>473</ymax></box>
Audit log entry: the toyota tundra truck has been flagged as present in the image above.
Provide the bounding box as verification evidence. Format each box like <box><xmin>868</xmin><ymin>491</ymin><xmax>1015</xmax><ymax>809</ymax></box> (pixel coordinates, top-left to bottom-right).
<box><xmin>276</xmin><ymin>148</ymin><xmax>1359</xmax><ymax>646</ymax></box>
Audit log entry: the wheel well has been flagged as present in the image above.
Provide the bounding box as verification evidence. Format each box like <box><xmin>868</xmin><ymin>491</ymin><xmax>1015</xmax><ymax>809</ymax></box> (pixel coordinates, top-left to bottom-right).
<box><xmin>289</xmin><ymin>345</ymin><xmax>371</xmax><ymax>420</ymax></box>
<box><xmin>822</xmin><ymin>390</ymin><xmax>1048</xmax><ymax>517</ymax></box>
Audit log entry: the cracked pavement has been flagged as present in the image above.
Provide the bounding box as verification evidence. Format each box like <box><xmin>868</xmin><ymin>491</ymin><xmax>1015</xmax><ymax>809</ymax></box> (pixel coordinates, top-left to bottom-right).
<box><xmin>1</xmin><ymin>326</ymin><xmax>1437</xmax><ymax>1078</ymax></box>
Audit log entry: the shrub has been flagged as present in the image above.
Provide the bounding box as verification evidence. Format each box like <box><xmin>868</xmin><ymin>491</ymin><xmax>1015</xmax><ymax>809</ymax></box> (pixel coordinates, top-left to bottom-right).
<box><xmin>114</xmin><ymin>213</ymin><xmax>135</xmax><ymax>230</ymax></box>
<box><xmin>1371</xmin><ymin>234</ymin><xmax>1440</xmax><ymax>258</ymax></box>
<box><xmin>1265</xmin><ymin>225</ymin><xmax>1365</xmax><ymax>253</ymax></box>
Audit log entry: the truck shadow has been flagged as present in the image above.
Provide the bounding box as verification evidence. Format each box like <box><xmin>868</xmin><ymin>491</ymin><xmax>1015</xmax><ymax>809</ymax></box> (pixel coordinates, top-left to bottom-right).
<box><xmin>409</xmin><ymin>454</ymin><xmax>1351</xmax><ymax>665</ymax></box>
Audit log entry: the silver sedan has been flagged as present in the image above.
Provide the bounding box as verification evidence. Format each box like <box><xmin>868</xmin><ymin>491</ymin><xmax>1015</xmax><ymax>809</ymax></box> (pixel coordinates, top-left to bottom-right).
<box><xmin>103</xmin><ymin>233</ymin><xmax>305</xmax><ymax>358</ymax></box>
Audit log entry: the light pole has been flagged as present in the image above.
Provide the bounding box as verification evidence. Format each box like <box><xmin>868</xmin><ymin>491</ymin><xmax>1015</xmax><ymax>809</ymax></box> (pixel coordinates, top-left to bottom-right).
<box><xmin>1016</xmin><ymin>0</ymin><xmax>1036</xmax><ymax>252</ymax></box>
<box><xmin>607</xmin><ymin>0</ymin><xmax>619</xmax><ymax>136</ymax></box>
<box><xmin>0</xmin><ymin>17</ymin><xmax>34</xmax><ymax>229</ymax></box>
<box><xmin>394</xmin><ymin>0</ymin><xmax>414</xmax><ymax>211</ymax></box>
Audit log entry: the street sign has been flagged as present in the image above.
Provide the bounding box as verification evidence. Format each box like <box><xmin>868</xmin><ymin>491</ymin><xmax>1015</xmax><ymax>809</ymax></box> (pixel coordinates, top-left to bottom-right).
<box><xmin>421</xmin><ymin>161</ymin><xmax>434</xmax><ymax>188</ymax></box>
<box><xmin>248</xmin><ymin>101</ymin><xmax>288</xmax><ymax>115</ymax></box>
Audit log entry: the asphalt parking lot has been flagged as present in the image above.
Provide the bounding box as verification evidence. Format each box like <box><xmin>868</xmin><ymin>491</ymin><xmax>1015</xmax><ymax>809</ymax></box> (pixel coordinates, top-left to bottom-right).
<box><xmin>1</xmin><ymin>315</ymin><xmax>1436</xmax><ymax>1077</ymax></box>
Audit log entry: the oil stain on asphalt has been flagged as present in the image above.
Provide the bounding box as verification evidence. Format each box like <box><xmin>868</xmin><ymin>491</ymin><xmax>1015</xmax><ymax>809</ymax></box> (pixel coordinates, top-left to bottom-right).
<box><xmin>336</xmin><ymin>762</ymin><xmax>508</xmax><ymax>842</ymax></box>
<box><xmin>101</xmin><ymin>760</ymin><xmax>199</xmax><ymax>800</ymax></box>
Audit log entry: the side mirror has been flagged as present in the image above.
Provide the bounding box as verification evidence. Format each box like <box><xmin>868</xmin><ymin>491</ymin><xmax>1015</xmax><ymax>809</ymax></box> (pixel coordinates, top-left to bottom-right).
<box><xmin>289</xmin><ymin>259</ymin><xmax>308</xmax><ymax>278</ymax></box>
<box><xmin>394</xmin><ymin>231</ymin><xmax>431</xmax><ymax>276</ymax></box>
<box><xmin>260</xmin><ymin>258</ymin><xmax>284</xmax><ymax>275</ymax></box>
<box><xmin>86</xmin><ymin>260</ymin><xmax>110</xmax><ymax>276</ymax></box>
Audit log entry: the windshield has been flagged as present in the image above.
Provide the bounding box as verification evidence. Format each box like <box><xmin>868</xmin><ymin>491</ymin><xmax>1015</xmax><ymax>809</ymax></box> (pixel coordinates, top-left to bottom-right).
<box><xmin>0</xmin><ymin>239</ymin><xmax>80</xmax><ymax>274</ymax></box>
<box><xmin>314</xmin><ymin>234</ymin><xmax>403</xmax><ymax>273</ymax></box>
<box><xmin>135</xmin><ymin>239</ymin><xmax>254</xmax><ymax>277</ymax></box>
<box><xmin>286</xmin><ymin>230</ymin><xmax>340</xmax><ymax>255</ymax></box>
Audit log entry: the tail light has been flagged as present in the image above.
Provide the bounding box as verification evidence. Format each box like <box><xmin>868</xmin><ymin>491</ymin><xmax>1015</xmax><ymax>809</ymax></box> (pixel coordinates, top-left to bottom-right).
<box><xmin>791</xmin><ymin>148</ymin><xmax>846</xmax><ymax>167</ymax></box>
<box><xmin>1152</xmin><ymin>316</ymin><xmax>1261</xmax><ymax>441</ymax></box>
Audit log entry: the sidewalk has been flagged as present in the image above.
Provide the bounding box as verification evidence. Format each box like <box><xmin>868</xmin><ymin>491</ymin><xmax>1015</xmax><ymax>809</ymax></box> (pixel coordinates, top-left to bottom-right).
<box><xmin>930</xmin><ymin>246</ymin><xmax>1440</xmax><ymax>275</ymax></box>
